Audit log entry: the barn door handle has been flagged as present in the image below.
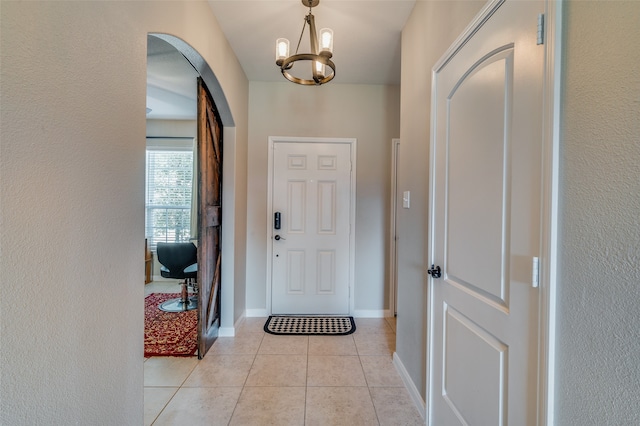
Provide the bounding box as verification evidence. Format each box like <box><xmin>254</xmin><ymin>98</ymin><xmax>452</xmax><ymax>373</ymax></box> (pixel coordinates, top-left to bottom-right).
<box><xmin>427</xmin><ymin>264</ymin><xmax>442</xmax><ymax>279</ymax></box>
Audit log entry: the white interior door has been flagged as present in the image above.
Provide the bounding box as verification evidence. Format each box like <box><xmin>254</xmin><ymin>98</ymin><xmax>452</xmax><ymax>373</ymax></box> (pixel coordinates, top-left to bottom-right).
<box><xmin>271</xmin><ymin>141</ymin><xmax>352</xmax><ymax>315</ymax></box>
<box><xmin>428</xmin><ymin>0</ymin><xmax>544</xmax><ymax>424</ymax></box>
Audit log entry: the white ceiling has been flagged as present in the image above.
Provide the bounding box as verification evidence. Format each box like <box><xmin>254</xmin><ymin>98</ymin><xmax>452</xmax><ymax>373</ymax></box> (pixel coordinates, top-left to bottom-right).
<box><xmin>146</xmin><ymin>0</ymin><xmax>415</xmax><ymax>120</ymax></box>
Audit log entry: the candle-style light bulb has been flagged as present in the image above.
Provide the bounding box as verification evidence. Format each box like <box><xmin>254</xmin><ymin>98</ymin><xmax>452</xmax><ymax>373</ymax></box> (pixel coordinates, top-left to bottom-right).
<box><xmin>319</xmin><ymin>28</ymin><xmax>333</xmax><ymax>55</ymax></box>
<box><xmin>275</xmin><ymin>38</ymin><xmax>290</xmax><ymax>65</ymax></box>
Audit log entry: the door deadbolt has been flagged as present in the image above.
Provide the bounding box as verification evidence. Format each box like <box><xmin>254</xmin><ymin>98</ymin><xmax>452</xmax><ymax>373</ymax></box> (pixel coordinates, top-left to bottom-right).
<box><xmin>427</xmin><ymin>264</ymin><xmax>442</xmax><ymax>279</ymax></box>
<box><xmin>274</xmin><ymin>212</ymin><xmax>281</xmax><ymax>230</ymax></box>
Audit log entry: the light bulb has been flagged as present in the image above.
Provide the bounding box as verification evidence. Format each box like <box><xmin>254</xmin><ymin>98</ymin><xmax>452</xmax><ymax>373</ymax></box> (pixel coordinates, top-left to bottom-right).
<box><xmin>319</xmin><ymin>28</ymin><xmax>333</xmax><ymax>54</ymax></box>
<box><xmin>275</xmin><ymin>38</ymin><xmax>290</xmax><ymax>63</ymax></box>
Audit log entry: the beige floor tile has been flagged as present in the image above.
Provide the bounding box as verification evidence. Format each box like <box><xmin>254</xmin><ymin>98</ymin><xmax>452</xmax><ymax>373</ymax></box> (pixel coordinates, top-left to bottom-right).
<box><xmin>258</xmin><ymin>334</ymin><xmax>309</xmax><ymax>355</ymax></box>
<box><xmin>152</xmin><ymin>387</ymin><xmax>242</xmax><ymax>426</ymax></box>
<box><xmin>354</xmin><ymin>318</ymin><xmax>395</xmax><ymax>334</ymax></box>
<box><xmin>229</xmin><ymin>386</ymin><xmax>306</xmax><ymax>426</ymax></box>
<box><xmin>370</xmin><ymin>387</ymin><xmax>424</xmax><ymax>426</ymax></box>
<box><xmin>143</xmin><ymin>387</ymin><xmax>178</xmax><ymax>426</ymax></box>
<box><xmin>144</xmin><ymin>356</ymin><xmax>199</xmax><ymax>387</ymax></box>
<box><xmin>209</xmin><ymin>333</ymin><xmax>264</xmax><ymax>355</ymax></box>
<box><xmin>235</xmin><ymin>317</ymin><xmax>268</xmax><ymax>335</ymax></box>
<box><xmin>308</xmin><ymin>335</ymin><xmax>358</xmax><ymax>355</ymax></box>
<box><xmin>307</xmin><ymin>355</ymin><xmax>367</xmax><ymax>387</ymax></box>
<box><xmin>245</xmin><ymin>354</ymin><xmax>307</xmax><ymax>387</ymax></box>
<box><xmin>182</xmin><ymin>354</ymin><xmax>255</xmax><ymax>387</ymax></box>
<box><xmin>354</xmin><ymin>332</ymin><xmax>396</xmax><ymax>356</ymax></box>
<box><xmin>143</xmin><ymin>326</ymin><xmax>424</xmax><ymax>425</ymax></box>
<box><xmin>360</xmin><ymin>356</ymin><xmax>404</xmax><ymax>387</ymax></box>
<box><xmin>305</xmin><ymin>387</ymin><xmax>379</xmax><ymax>426</ymax></box>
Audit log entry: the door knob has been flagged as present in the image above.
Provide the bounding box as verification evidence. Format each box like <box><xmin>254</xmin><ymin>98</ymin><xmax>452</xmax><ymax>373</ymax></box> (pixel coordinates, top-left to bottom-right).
<box><xmin>274</xmin><ymin>235</ymin><xmax>286</xmax><ymax>241</ymax></box>
<box><xmin>427</xmin><ymin>264</ymin><xmax>442</xmax><ymax>279</ymax></box>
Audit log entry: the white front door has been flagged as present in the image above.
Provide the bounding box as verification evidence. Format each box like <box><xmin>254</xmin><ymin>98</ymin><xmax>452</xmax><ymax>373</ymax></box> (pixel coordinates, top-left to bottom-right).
<box><xmin>271</xmin><ymin>140</ymin><xmax>352</xmax><ymax>314</ymax></box>
<box><xmin>428</xmin><ymin>0</ymin><xmax>544</xmax><ymax>424</ymax></box>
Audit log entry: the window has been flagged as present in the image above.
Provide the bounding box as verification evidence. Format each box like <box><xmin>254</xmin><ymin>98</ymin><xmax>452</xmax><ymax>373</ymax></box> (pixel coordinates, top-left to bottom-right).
<box><xmin>145</xmin><ymin>141</ymin><xmax>194</xmax><ymax>250</ymax></box>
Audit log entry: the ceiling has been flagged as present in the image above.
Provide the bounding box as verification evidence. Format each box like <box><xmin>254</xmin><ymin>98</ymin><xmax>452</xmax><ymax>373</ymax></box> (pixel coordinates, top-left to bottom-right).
<box><xmin>146</xmin><ymin>0</ymin><xmax>416</xmax><ymax>120</ymax></box>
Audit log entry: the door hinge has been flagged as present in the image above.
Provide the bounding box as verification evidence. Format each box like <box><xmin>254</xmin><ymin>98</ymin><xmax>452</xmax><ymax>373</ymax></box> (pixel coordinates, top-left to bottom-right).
<box><xmin>537</xmin><ymin>13</ymin><xmax>545</xmax><ymax>45</ymax></box>
<box><xmin>532</xmin><ymin>257</ymin><xmax>540</xmax><ymax>288</ymax></box>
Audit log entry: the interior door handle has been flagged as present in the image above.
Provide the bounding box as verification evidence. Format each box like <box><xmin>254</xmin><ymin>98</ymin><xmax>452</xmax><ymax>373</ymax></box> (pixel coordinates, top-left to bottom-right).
<box><xmin>274</xmin><ymin>235</ymin><xmax>286</xmax><ymax>241</ymax></box>
<box><xmin>427</xmin><ymin>264</ymin><xmax>442</xmax><ymax>279</ymax></box>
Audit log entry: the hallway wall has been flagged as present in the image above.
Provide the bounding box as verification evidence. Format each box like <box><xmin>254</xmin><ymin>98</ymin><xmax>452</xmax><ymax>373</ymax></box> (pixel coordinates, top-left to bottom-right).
<box><xmin>245</xmin><ymin>81</ymin><xmax>400</xmax><ymax>316</ymax></box>
<box><xmin>556</xmin><ymin>1</ymin><xmax>640</xmax><ymax>423</ymax></box>
<box><xmin>0</xmin><ymin>2</ymin><xmax>248</xmax><ymax>424</ymax></box>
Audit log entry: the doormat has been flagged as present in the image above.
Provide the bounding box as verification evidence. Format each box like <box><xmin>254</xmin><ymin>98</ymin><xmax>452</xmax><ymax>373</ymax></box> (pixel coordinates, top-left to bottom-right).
<box><xmin>264</xmin><ymin>315</ymin><xmax>356</xmax><ymax>335</ymax></box>
<box><xmin>145</xmin><ymin>293</ymin><xmax>198</xmax><ymax>357</ymax></box>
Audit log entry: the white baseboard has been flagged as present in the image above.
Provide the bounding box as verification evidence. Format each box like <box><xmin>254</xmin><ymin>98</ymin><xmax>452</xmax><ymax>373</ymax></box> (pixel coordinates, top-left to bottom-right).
<box><xmin>246</xmin><ymin>309</ymin><xmax>393</xmax><ymax>318</ymax></box>
<box><xmin>219</xmin><ymin>311</ymin><xmax>252</xmax><ymax>337</ymax></box>
<box><xmin>393</xmin><ymin>352</ymin><xmax>426</xmax><ymax>420</ymax></box>
<box><xmin>245</xmin><ymin>309</ymin><xmax>269</xmax><ymax>317</ymax></box>
<box><xmin>352</xmin><ymin>309</ymin><xmax>388</xmax><ymax>318</ymax></box>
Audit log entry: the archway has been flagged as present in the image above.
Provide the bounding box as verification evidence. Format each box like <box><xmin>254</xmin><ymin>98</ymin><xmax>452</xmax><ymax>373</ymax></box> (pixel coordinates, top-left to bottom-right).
<box><xmin>145</xmin><ymin>34</ymin><xmax>236</xmax><ymax>358</ymax></box>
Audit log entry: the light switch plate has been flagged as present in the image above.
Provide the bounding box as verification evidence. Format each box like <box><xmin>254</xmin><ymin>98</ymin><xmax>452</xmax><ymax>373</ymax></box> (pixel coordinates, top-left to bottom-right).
<box><xmin>403</xmin><ymin>191</ymin><xmax>410</xmax><ymax>209</ymax></box>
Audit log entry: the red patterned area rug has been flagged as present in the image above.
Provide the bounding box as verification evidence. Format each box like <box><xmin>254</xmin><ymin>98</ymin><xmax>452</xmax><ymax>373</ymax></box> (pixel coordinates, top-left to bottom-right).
<box><xmin>144</xmin><ymin>293</ymin><xmax>197</xmax><ymax>357</ymax></box>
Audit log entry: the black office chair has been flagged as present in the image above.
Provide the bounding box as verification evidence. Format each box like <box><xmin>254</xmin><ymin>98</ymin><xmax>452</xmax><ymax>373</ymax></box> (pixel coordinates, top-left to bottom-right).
<box><xmin>156</xmin><ymin>242</ymin><xmax>198</xmax><ymax>312</ymax></box>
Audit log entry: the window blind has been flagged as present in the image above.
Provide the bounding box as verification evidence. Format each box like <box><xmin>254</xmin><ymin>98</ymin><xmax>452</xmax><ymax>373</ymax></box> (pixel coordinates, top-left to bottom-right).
<box><xmin>145</xmin><ymin>149</ymin><xmax>194</xmax><ymax>250</ymax></box>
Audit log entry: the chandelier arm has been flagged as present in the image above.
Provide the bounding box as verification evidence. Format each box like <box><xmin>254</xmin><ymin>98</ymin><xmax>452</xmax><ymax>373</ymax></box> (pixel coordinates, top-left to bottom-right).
<box><xmin>307</xmin><ymin>13</ymin><xmax>319</xmax><ymax>55</ymax></box>
<box><xmin>306</xmin><ymin>13</ymin><xmax>321</xmax><ymax>81</ymax></box>
<box><xmin>294</xmin><ymin>16</ymin><xmax>307</xmax><ymax>55</ymax></box>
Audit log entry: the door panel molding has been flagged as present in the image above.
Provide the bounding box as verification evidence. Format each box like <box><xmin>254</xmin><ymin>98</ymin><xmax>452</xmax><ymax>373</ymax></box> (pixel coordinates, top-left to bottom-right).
<box><xmin>266</xmin><ymin>136</ymin><xmax>357</xmax><ymax>315</ymax></box>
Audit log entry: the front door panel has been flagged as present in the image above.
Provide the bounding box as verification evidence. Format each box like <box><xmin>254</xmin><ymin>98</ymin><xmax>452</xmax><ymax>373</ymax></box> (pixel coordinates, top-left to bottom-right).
<box><xmin>271</xmin><ymin>142</ymin><xmax>351</xmax><ymax>314</ymax></box>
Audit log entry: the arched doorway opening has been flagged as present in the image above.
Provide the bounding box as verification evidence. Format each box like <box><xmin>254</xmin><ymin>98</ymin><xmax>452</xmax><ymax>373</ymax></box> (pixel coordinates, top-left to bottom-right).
<box><xmin>145</xmin><ymin>33</ymin><xmax>233</xmax><ymax>359</ymax></box>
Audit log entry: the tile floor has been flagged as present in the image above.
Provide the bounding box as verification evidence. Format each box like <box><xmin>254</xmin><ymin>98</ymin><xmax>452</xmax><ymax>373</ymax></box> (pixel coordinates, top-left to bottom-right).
<box><xmin>144</xmin><ymin>280</ymin><xmax>424</xmax><ymax>426</ymax></box>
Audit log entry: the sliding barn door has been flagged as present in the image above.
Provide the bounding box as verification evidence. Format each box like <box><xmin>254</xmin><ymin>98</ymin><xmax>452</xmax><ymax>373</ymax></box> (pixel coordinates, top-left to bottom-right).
<box><xmin>196</xmin><ymin>77</ymin><xmax>222</xmax><ymax>359</ymax></box>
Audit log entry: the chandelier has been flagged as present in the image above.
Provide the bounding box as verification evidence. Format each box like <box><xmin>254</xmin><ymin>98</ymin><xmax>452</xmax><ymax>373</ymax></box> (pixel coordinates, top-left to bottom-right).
<box><xmin>275</xmin><ymin>0</ymin><xmax>335</xmax><ymax>85</ymax></box>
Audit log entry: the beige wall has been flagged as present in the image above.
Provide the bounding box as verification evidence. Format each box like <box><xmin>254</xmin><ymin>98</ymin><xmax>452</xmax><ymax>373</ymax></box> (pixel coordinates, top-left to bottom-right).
<box><xmin>0</xmin><ymin>1</ymin><xmax>248</xmax><ymax>424</ymax></box>
<box><xmin>397</xmin><ymin>0</ymin><xmax>484</xmax><ymax>402</ymax></box>
<box><xmin>146</xmin><ymin>119</ymin><xmax>197</xmax><ymax>139</ymax></box>
<box><xmin>556</xmin><ymin>1</ymin><xmax>640</xmax><ymax>423</ymax></box>
<box><xmin>246</xmin><ymin>81</ymin><xmax>400</xmax><ymax>315</ymax></box>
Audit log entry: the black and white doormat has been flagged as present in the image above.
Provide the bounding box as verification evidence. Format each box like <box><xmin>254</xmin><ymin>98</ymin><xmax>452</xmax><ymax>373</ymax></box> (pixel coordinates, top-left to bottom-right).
<box><xmin>264</xmin><ymin>316</ymin><xmax>356</xmax><ymax>335</ymax></box>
